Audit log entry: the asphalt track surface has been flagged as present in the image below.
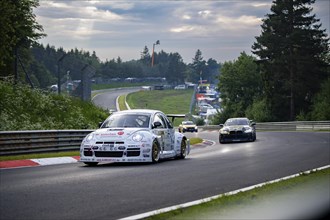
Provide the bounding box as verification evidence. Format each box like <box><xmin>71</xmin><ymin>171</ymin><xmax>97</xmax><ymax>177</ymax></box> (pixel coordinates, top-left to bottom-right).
<box><xmin>1</xmin><ymin>131</ymin><xmax>329</xmax><ymax>220</ymax></box>
<box><xmin>1</xmin><ymin>89</ymin><xmax>329</xmax><ymax>219</ymax></box>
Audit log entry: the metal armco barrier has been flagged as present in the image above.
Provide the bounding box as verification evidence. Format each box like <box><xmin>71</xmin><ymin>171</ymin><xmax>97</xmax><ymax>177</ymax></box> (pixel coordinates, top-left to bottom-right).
<box><xmin>200</xmin><ymin>121</ymin><xmax>330</xmax><ymax>131</ymax></box>
<box><xmin>0</xmin><ymin>121</ymin><xmax>329</xmax><ymax>156</ymax></box>
<box><xmin>0</xmin><ymin>130</ymin><xmax>94</xmax><ymax>156</ymax></box>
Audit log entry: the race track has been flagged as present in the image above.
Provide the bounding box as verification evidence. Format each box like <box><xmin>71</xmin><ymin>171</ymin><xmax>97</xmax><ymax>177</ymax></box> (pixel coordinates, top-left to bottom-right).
<box><xmin>1</xmin><ymin>130</ymin><xmax>329</xmax><ymax>220</ymax></box>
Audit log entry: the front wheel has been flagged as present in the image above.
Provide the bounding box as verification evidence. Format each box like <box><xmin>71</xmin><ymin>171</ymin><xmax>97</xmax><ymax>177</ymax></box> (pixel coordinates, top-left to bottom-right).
<box><xmin>152</xmin><ymin>140</ymin><xmax>160</xmax><ymax>163</ymax></box>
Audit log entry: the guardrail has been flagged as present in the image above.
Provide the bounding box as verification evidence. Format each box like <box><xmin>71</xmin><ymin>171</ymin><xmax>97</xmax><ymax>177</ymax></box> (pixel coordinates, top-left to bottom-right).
<box><xmin>0</xmin><ymin>121</ymin><xmax>329</xmax><ymax>156</ymax></box>
<box><xmin>0</xmin><ymin>130</ymin><xmax>93</xmax><ymax>156</ymax></box>
<box><xmin>201</xmin><ymin>121</ymin><xmax>330</xmax><ymax>131</ymax></box>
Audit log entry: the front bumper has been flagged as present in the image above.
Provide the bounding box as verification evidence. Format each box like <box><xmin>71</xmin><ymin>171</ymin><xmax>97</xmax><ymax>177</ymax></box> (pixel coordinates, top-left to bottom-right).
<box><xmin>220</xmin><ymin>131</ymin><xmax>253</xmax><ymax>142</ymax></box>
<box><xmin>80</xmin><ymin>142</ymin><xmax>152</xmax><ymax>163</ymax></box>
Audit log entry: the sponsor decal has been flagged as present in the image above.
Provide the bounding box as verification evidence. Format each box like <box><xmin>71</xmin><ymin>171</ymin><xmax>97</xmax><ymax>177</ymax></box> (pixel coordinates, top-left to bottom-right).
<box><xmin>100</xmin><ymin>133</ymin><xmax>116</xmax><ymax>136</ymax></box>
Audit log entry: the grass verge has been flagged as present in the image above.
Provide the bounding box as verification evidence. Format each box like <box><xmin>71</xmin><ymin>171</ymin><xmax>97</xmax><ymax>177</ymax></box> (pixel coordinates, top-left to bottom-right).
<box><xmin>143</xmin><ymin>167</ymin><xmax>330</xmax><ymax>220</ymax></box>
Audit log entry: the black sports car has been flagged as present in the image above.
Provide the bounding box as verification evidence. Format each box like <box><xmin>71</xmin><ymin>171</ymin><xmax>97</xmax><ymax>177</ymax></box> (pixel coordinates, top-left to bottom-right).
<box><xmin>219</xmin><ymin>117</ymin><xmax>256</xmax><ymax>143</ymax></box>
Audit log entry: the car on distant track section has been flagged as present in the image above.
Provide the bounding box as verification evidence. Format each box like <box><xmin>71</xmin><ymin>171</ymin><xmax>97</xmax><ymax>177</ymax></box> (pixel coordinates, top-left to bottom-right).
<box><xmin>178</xmin><ymin>120</ymin><xmax>198</xmax><ymax>133</ymax></box>
<box><xmin>219</xmin><ymin>117</ymin><xmax>256</xmax><ymax>143</ymax></box>
<box><xmin>80</xmin><ymin>109</ymin><xmax>190</xmax><ymax>166</ymax></box>
<box><xmin>174</xmin><ymin>84</ymin><xmax>186</xmax><ymax>90</ymax></box>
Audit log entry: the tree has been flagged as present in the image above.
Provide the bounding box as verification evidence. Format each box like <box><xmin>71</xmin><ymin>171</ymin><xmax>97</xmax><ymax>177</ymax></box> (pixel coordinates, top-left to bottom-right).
<box><xmin>140</xmin><ymin>46</ymin><xmax>151</xmax><ymax>65</ymax></box>
<box><xmin>252</xmin><ymin>0</ymin><xmax>329</xmax><ymax>121</ymax></box>
<box><xmin>217</xmin><ymin>52</ymin><xmax>262</xmax><ymax>118</ymax></box>
<box><xmin>190</xmin><ymin>49</ymin><xmax>206</xmax><ymax>83</ymax></box>
<box><xmin>0</xmin><ymin>0</ymin><xmax>46</xmax><ymax>80</ymax></box>
<box><xmin>166</xmin><ymin>53</ymin><xmax>186</xmax><ymax>84</ymax></box>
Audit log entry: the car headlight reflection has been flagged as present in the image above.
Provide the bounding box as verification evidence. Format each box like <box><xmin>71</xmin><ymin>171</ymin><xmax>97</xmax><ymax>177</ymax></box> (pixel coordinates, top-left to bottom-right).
<box><xmin>132</xmin><ymin>133</ymin><xmax>144</xmax><ymax>142</ymax></box>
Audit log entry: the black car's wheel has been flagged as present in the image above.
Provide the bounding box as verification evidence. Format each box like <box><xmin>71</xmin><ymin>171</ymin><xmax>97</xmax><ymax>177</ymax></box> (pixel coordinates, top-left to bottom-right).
<box><xmin>219</xmin><ymin>135</ymin><xmax>225</xmax><ymax>144</ymax></box>
<box><xmin>84</xmin><ymin>162</ymin><xmax>98</xmax><ymax>166</ymax></box>
<box><xmin>178</xmin><ymin>139</ymin><xmax>187</xmax><ymax>159</ymax></box>
<box><xmin>152</xmin><ymin>140</ymin><xmax>160</xmax><ymax>163</ymax></box>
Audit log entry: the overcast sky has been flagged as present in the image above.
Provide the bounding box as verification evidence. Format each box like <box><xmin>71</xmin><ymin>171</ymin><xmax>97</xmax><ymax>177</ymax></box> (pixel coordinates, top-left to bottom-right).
<box><xmin>34</xmin><ymin>0</ymin><xmax>330</xmax><ymax>64</ymax></box>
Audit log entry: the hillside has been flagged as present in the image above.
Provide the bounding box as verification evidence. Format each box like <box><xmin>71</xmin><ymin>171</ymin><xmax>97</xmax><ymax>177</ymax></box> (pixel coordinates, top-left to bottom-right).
<box><xmin>0</xmin><ymin>81</ymin><xmax>108</xmax><ymax>131</ymax></box>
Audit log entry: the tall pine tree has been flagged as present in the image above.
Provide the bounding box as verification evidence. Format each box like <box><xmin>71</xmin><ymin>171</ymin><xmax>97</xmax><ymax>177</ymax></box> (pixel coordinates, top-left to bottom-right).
<box><xmin>252</xmin><ymin>0</ymin><xmax>329</xmax><ymax>121</ymax></box>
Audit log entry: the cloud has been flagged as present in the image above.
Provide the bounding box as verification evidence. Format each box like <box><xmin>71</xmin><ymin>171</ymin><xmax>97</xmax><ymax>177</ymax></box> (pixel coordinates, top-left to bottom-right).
<box><xmin>34</xmin><ymin>0</ymin><xmax>330</xmax><ymax>63</ymax></box>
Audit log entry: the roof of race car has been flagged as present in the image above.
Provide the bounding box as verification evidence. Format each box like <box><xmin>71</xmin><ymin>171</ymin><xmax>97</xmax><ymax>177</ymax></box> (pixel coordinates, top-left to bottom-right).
<box><xmin>112</xmin><ymin>109</ymin><xmax>160</xmax><ymax>115</ymax></box>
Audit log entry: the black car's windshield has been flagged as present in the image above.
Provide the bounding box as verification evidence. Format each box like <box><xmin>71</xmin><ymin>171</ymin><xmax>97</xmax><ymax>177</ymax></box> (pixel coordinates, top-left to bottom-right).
<box><xmin>225</xmin><ymin>119</ymin><xmax>249</xmax><ymax>126</ymax></box>
<box><xmin>101</xmin><ymin>114</ymin><xmax>150</xmax><ymax>128</ymax></box>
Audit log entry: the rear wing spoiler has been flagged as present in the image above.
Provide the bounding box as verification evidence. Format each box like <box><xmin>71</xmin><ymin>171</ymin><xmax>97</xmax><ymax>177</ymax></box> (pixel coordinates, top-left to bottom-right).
<box><xmin>166</xmin><ymin>114</ymin><xmax>186</xmax><ymax>123</ymax></box>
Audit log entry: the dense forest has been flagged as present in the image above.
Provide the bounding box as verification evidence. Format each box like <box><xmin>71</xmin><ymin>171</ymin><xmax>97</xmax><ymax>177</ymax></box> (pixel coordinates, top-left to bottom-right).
<box><xmin>0</xmin><ymin>0</ymin><xmax>329</xmax><ymax>123</ymax></box>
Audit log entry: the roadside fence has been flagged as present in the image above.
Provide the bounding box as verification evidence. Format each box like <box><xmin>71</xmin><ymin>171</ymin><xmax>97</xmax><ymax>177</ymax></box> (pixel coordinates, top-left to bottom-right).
<box><xmin>0</xmin><ymin>121</ymin><xmax>329</xmax><ymax>156</ymax></box>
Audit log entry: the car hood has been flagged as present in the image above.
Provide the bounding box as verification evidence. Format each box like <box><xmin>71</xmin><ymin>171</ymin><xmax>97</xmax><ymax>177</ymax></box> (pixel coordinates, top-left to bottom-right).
<box><xmin>222</xmin><ymin>125</ymin><xmax>251</xmax><ymax>131</ymax></box>
<box><xmin>89</xmin><ymin>128</ymin><xmax>149</xmax><ymax>141</ymax></box>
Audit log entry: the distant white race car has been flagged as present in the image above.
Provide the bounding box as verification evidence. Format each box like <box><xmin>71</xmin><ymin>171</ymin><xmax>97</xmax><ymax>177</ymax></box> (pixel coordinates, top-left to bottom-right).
<box><xmin>80</xmin><ymin>109</ymin><xmax>190</xmax><ymax>166</ymax></box>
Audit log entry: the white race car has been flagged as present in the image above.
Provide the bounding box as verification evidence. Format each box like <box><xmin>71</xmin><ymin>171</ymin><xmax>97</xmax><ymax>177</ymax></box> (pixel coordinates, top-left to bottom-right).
<box><xmin>80</xmin><ymin>109</ymin><xmax>190</xmax><ymax>166</ymax></box>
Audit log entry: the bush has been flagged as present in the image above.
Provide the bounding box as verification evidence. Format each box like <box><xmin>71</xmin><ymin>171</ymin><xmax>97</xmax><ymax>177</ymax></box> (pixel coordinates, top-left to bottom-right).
<box><xmin>0</xmin><ymin>81</ymin><xmax>108</xmax><ymax>130</ymax></box>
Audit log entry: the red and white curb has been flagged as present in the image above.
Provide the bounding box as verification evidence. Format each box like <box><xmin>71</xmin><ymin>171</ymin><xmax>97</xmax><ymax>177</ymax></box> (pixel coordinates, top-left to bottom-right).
<box><xmin>0</xmin><ymin>156</ymin><xmax>80</xmax><ymax>169</ymax></box>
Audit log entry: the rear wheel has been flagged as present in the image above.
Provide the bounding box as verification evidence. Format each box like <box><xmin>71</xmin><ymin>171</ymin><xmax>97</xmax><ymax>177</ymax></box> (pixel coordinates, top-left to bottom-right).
<box><xmin>152</xmin><ymin>140</ymin><xmax>160</xmax><ymax>163</ymax></box>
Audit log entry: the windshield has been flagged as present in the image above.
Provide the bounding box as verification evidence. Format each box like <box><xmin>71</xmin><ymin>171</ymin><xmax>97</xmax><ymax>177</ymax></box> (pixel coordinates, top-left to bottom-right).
<box><xmin>225</xmin><ymin>119</ymin><xmax>249</xmax><ymax>126</ymax></box>
<box><xmin>182</xmin><ymin>121</ymin><xmax>194</xmax><ymax>125</ymax></box>
<box><xmin>101</xmin><ymin>114</ymin><xmax>150</xmax><ymax>128</ymax></box>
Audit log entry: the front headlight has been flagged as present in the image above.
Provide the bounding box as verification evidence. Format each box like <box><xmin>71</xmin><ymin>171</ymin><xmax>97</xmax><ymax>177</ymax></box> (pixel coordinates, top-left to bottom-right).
<box><xmin>132</xmin><ymin>133</ymin><xmax>144</xmax><ymax>142</ymax></box>
<box><xmin>84</xmin><ymin>133</ymin><xmax>95</xmax><ymax>142</ymax></box>
<box><xmin>243</xmin><ymin>127</ymin><xmax>252</xmax><ymax>133</ymax></box>
<box><xmin>220</xmin><ymin>129</ymin><xmax>229</xmax><ymax>134</ymax></box>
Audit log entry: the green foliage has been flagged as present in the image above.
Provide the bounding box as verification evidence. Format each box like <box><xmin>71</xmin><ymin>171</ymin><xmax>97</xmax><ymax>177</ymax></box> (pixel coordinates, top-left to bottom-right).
<box><xmin>0</xmin><ymin>0</ymin><xmax>46</xmax><ymax>76</ymax></box>
<box><xmin>252</xmin><ymin>0</ymin><xmax>329</xmax><ymax>121</ymax></box>
<box><xmin>245</xmin><ymin>98</ymin><xmax>273</xmax><ymax>122</ymax></box>
<box><xmin>217</xmin><ymin>52</ymin><xmax>262</xmax><ymax>121</ymax></box>
<box><xmin>195</xmin><ymin>117</ymin><xmax>205</xmax><ymax>126</ymax></box>
<box><xmin>0</xmin><ymin>81</ymin><xmax>108</xmax><ymax>130</ymax></box>
<box><xmin>310</xmin><ymin>78</ymin><xmax>330</xmax><ymax>120</ymax></box>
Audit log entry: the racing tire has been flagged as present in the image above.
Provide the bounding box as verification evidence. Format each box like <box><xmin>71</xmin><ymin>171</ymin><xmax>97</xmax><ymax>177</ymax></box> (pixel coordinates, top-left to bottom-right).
<box><xmin>152</xmin><ymin>140</ymin><xmax>160</xmax><ymax>163</ymax></box>
<box><xmin>219</xmin><ymin>135</ymin><xmax>225</xmax><ymax>144</ymax></box>
<box><xmin>84</xmin><ymin>162</ymin><xmax>98</xmax><ymax>166</ymax></box>
<box><xmin>178</xmin><ymin>139</ymin><xmax>187</xmax><ymax>159</ymax></box>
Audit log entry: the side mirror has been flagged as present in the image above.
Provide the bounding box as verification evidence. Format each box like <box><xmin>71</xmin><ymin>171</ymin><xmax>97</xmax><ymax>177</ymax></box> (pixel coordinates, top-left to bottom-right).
<box><xmin>153</xmin><ymin>121</ymin><xmax>162</xmax><ymax>129</ymax></box>
<box><xmin>219</xmin><ymin>124</ymin><xmax>224</xmax><ymax>128</ymax></box>
<box><xmin>99</xmin><ymin>121</ymin><xmax>104</xmax><ymax>128</ymax></box>
<box><xmin>251</xmin><ymin>122</ymin><xmax>256</xmax><ymax>126</ymax></box>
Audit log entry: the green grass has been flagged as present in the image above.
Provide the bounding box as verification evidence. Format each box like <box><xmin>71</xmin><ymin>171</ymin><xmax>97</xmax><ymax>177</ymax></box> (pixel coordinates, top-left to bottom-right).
<box><xmin>126</xmin><ymin>89</ymin><xmax>193</xmax><ymax>114</ymax></box>
<box><xmin>144</xmin><ymin>168</ymin><xmax>330</xmax><ymax>220</ymax></box>
<box><xmin>126</xmin><ymin>89</ymin><xmax>194</xmax><ymax>126</ymax></box>
<box><xmin>118</xmin><ymin>95</ymin><xmax>128</xmax><ymax>110</ymax></box>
